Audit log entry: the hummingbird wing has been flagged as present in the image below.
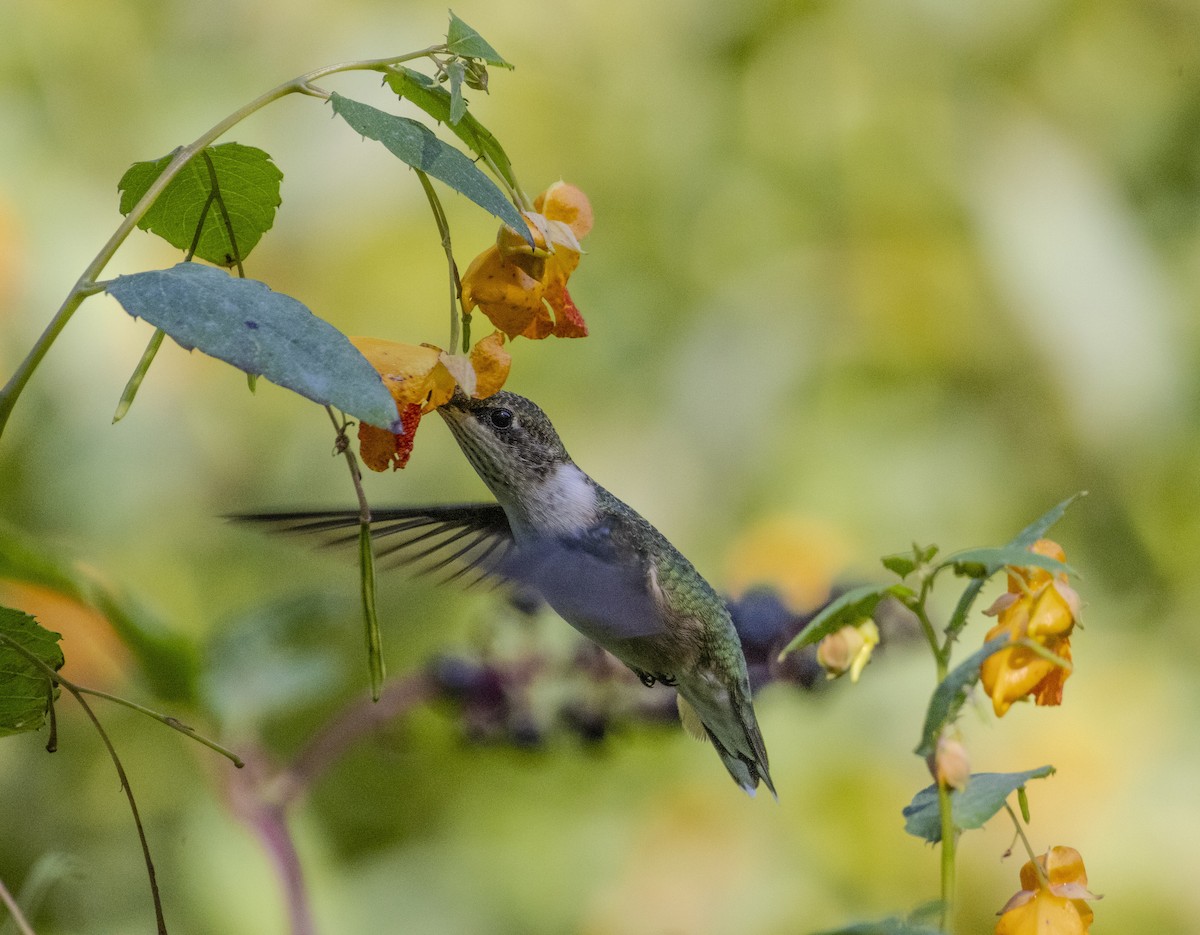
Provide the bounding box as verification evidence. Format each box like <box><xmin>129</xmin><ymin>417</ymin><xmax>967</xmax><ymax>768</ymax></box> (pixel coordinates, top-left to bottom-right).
<box><xmin>231</xmin><ymin>504</ymin><xmax>516</xmax><ymax>585</ymax></box>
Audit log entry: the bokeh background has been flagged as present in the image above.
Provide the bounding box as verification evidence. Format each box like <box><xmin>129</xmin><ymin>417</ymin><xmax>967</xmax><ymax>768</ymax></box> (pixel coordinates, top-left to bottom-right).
<box><xmin>2</xmin><ymin>0</ymin><xmax>1199</xmax><ymax>932</ymax></box>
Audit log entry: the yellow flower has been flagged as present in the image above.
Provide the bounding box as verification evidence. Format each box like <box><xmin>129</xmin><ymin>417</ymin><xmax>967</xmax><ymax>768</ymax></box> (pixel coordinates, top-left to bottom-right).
<box><xmin>461</xmin><ymin>181</ymin><xmax>592</xmax><ymax>340</ymax></box>
<box><xmin>996</xmin><ymin>846</ymin><xmax>1098</xmax><ymax>935</ymax></box>
<box><xmin>816</xmin><ymin>619</ymin><xmax>879</xmax><ymax>682</ymax></box>
<box><xmin>980</xmin><ymin>539</ymin><xmax>1079</xmax><ymax>716</ymax></box>
<box><xmin>351</xmin><ymin>332</ymin><xmax>512</xmax><ymax>470</ymax></box>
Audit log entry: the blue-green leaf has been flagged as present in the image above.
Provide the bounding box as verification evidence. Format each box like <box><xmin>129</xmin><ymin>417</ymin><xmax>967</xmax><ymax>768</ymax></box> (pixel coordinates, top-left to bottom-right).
<box><xmin>942</xmin><ymin>546</ymin><xmax>1074</xmax><ymax>581</ymax></box>
<box><xmin>385</xmin><ymin>66</ymin><xmax>517</xmax><ymax>189</ymax></box>
<box><xmin>329</xmin><ymin>93</ymin><xmax>529</xmax><ymax>242</ymax></box>
<box><xmin>118</xmin><ymin>142</ymin><xmax>283</xmax><ymax>266</ymax></box>
<box><xmin>446</xmin><ymin>12</ymin><xmax>513</xmax><ymax>68</ymax></box>
<box><xmin>0</xmin><ymin>607</ymin><xmax>63</xmax><ymax>737</ymax></box>
<box><xmin>106</xmin><ymin>263</ymin><xmax>401</xmax><ymax>432</ymax></box>
<box><xmin>902</xmin><ymin>766</ymin><xmax>1055</xmax><ymax>843</ymax></box>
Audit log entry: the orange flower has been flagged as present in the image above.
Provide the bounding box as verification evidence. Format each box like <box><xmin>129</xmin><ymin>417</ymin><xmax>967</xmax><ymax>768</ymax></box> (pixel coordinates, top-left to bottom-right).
<box><xmin>461</xmin><ymin>181</ymin><xmax>592</xmax><ymax>340</ymax></box>
<box><xmin>351</xmin><ymin>333</ymin><xmax>512</xmax><ymax>470</ymax></box>
<box><xmin>995</xmin><ymin>846</ymin><xmax>1098</xmax><ymax>934</ymax></box>
<box><xmin>980</xmin><ymin>539</ymin><xmax>1079</xmax><ymax>716</ymax></box>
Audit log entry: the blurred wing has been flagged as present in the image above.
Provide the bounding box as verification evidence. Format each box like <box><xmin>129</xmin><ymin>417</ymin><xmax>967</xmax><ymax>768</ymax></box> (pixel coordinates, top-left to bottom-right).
<box><xmin>232</xmin><ymin>503</ymin><xmax>515</xmax><ymax>585</ymax></box>
<box><xmin>500</xmin><ymin>532</ymin><xmax>667</xmax><ymax>639</ymax></box>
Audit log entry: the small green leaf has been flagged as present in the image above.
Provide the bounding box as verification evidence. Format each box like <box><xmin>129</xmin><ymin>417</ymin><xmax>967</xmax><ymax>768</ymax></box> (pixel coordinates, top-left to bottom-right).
<box><xmin>446</xmin><ymin>11</ymin><xmax>513</xmax><ymax>68</ymax></box>
<box><xmin>1010</xmin><ymin>492</ymin><xmax>1087</xmax><ymax>550</ymax></box>
<box><xmin>385</xmin><ymin>66</ymin><xmax>517</xmax><ymax>189</ymax></box>
<box><xmin>943</xmin><ymin>546</ymin><xmax>1074</xmax><ymax>581</ymax></box>
<box><xmin>915</xmin><ymin>635</ymin><xmax>1010</xmax><ymax>756</ymax></box>
<box><xmin>106</xmin><ymin>263</ymin><xmax>402</xmax><ymax>432</ymax></box>
<box><xmin>881</xmin><ymin>553</ymin><xmax>917</xmax><ymax>579</ymax></box>
<box><xmin>446</xmin><ymin>59</ymin><xmax>467</xmax><ymax>124</ymax></box>
<box><xmin>329</xmin><ymin>93</ymin><xmax>530</xmax><ymax>243</ymax></box>
<box><xmin>778</xmin><ymin>583</ymin><xmax>911</xmax><ymax>659</ymax></box>
<box><xmin>118</xmin><ymin>142</ymin><xmax>283</xmax><ymax>266</ymax></box>
<box><xmin>902</xmin><ymin>766</ymin><xmax>1055</xmax><ymax>843</ymax></box>
<box><xmin>1018</xmin><ymin>785</ymin><xmax>1031</xmax><ymax>823</ymax></box>
<box><xmin>0</xmin><ymin>607</ymin><xmax>64</xmax><ymax>737</ymax></box>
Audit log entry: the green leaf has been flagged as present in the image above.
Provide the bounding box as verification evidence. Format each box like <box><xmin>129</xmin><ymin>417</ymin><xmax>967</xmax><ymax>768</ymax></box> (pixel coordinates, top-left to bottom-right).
<box><xmin>106</xmin><ymin>263</ymin><xmax>402</xmax><ymax>432</ymax></box>
<box><xmin>881</xmin><ymin>553</ymin><xmax>916</xmax><ymax>579</ymax></box>
<box><xmin>942</xmin><ymin>546</ymin><xmax>1074</xmax><ymax>581</ymax></box>
<box><xmin>118</xmin><ymin>142</ymin><xmax>283</xmax><ymax>267</ymax></box>
<box><xmin>446</xmin><ymin>11</ymin><xmax>513</xmax><ymax>68</ymax></box>
<box><xmin>914</xmin><ymin>634</ymin><xmax>1010</xmax><ymax>757</ymax></box>
<box><xmin>329</xmin><ymin>93</ymin><xmax>530</xmax><ymax>243</ymax></box>
<box><xmin>902</xmin><ymin>766</ymin><xmax>1055</xmax><ymax>843</ymax></box>
<box><xmin>446</xmin><ymin>59</ymin><xmax>467</xmax><ymax>125</ymax></box>
<box><xmin>1011</xmin><ymin>492</ymin><xmax>1087</xmax><ymax>550</ymax></box>
<box><xmin>777</xmin><ymin>583</ymin><xmax>911</xmax><ymax>659</ymax></box>
<box><xmin>385</xmin><ymin>66</ymin><xmax>517</xmax><ymax>189</ymax></box>
<box><xmin>0</xmin><ymin>524</ymin><xmax>196</xmax><ymax>701</ymax></box>
<box><xmin>0</xmin><ymin>607</ymin><xmax>63</xmax><ymax>737</ymax></box>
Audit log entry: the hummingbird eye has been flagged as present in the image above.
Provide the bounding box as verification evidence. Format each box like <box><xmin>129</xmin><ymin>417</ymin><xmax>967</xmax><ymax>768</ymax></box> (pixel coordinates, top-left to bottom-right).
<box><xmin>488</xmin><ymin>408</ymin><xmax>514</xmax><ymax>429</ymax></box>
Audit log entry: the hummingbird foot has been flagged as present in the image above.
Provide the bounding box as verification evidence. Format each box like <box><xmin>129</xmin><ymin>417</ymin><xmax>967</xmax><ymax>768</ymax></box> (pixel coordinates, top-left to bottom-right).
<box><xmin>633</xmin><ymin>668</ymin><xmax>677</xmax><ymax>688</ymax></box>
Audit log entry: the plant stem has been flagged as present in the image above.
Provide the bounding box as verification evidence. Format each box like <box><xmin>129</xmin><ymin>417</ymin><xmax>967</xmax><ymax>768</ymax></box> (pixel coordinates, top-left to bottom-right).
<box><xmin>0</xmin><ymin>46</ymin><xmax>446</xmax><ymax>442</ymax></box>
<box><xmin>938</xmin><ymin>780</ymin><xmax>957</xmax><ymax>932</ymax></box>
<box><xmin>413</xmin><ymin>169</ymin><xmax>462</xmax><ymax>352</ymax></box>
<box><xmin>0</xmin><ymin>875</ymin><xmax>38</xmax><ymax>935</ymax></box>
<box><xmin>326</xmin><ymin>407</ymin><xmax>385</xmax><ymax>700</ymax></box>
<box><xmin>1004</xmin><ymin>803</ymin><xmax>1049</xmax><ymax>886</ymax></box>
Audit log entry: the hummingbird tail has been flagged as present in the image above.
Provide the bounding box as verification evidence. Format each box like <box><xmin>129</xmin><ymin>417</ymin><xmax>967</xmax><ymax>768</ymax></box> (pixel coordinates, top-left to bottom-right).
<box><xmin>676</xmin><ymin>685</ymin><xmax>776</xmax><ymax>800</ymax></box>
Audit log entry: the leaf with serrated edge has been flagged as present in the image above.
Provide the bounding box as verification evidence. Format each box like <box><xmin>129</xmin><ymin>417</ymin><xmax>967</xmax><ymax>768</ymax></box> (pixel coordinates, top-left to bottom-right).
<box><xmin>329</xmin><ymin>93</ymin><xmax>529</xmax><ymax>244</ymax></box>
<box><xmin>106</xmin><ymin>264</ymin><xmax>401</xmax><ymax>432</ymax></box>
<box><xmin>778</xmin><ymin>583</ymin><xmax>910</xmax><ymax>658</ymax></box>
<box><xmin>118</xmin><ymin>143</ymin><xmax>283</xmax><ymax>267</ymax></box>
<box><xmin>902</xmin><ymin>766</ymin><xmax>1055</xmax><ymax>843</ymax></box>
<box><xmin>915</xmin><ymin>635</ymin><xmax>1010</xmax><ymax>756</ymax></box>
<box><xmin>447</xmin><ymin>60</ymin><xmax>467</xmax><ymax>124</ymax></box>
<box><xmin>944</xmin><ymin>546</ymin><xmax>1074</xmax><ymax>580</ymax></box>
<box><xmin>385</xmin><ymin>67</ymin><xmax>517</xmax><ymax>188</ymax></box>
<box><xmin>0</xmin><ymin>607</ymin><xmax>64</xmax><ymax>737</ymax></box>
<box><xmin>446</xmin><ymin>11</ymin><xmax>513</xmax><ymax>68</ymax></box>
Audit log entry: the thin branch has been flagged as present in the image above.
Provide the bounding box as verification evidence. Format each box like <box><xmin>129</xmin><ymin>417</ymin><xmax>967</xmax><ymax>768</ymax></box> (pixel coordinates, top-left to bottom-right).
<box><xmin>413</xmin><ymin>169</ymin><xmax>463</xmax><ymax>352</ymax></box>
<box><xmin>0</xmin><ymin>875</ymin><xmax>38</xmax><ymax>935</ymax></box>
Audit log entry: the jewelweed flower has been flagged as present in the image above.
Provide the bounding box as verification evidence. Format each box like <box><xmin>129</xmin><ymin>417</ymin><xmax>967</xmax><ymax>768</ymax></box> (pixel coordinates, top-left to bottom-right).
<box><xmin>980</xmin><ymin>539</ymin><xmax>1079</xmax><ymax>717</ymax></box>
<box><xmin>352</xmin><ymin>332</ymin><xmax>512</xmax><ymax>470</ymax></box>
<box><xmin>816</xmin><ymin>619</ymin><xmax>879</xmax><ymax>682</ymax></box>
<box><xmin>461</xmin><ymin>181</ymin><xmax>592</xmax><ymax>340</ymax></box>
<box><xmin>995</xmin><ymin>846</ymin><xmax>1097</xmax><ymax>935</ymax></box>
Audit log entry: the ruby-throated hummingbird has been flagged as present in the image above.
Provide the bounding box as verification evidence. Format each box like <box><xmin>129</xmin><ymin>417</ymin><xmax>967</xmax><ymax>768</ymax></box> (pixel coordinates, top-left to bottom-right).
<box><xmin>244</xmin><ymin>391</ymin><xmax>774</xmax><ymax>796</ymax></box>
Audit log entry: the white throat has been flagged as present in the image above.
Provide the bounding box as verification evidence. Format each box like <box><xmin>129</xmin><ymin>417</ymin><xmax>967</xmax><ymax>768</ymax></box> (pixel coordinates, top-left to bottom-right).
<box><xmin>510</xmin><ymin>462</ymin><xmax>598</xmax><ymax>538</ymax></box>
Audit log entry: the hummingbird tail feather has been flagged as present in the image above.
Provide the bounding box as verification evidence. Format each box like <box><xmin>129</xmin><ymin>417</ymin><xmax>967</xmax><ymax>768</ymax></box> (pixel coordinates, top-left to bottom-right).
<box><xmin>676</xmin><ymin>680</ymin><xmax>776</xmax><ymax>799</ymax></box>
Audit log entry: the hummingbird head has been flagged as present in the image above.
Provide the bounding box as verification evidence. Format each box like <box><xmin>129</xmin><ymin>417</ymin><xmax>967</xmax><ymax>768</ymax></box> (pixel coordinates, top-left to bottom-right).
<box><xmin>438</xmin><ymin>391</ymin><xmax>595</xmax><ymax>536</ymax></box>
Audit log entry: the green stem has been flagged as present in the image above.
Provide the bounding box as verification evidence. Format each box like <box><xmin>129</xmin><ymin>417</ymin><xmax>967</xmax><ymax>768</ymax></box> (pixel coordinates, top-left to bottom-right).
<box><xmin>1004</xmin><ymin>803</ymin><xmax>1049</xmax><ymax>887</ymax></box>
<box><xmin>938</xmin><ymin>780</ymin><xmax>957</xmax><ymax>931</ymax></box>
<box><xmin>0</xmin><ymin>633</ymin><xmax>242</xmax><ymax>767</ymax></box>
<box><xmin>325</xmin><ymin>407</ymin><xmax>384</xmax><ymax>700</ymax></box>
<box><xmin>0</xmin><ymin>45</ymin><xmax>447</xmax><ymax>443</ymax></box>
<box><xmin>911</xmin><ymin>576</ymin><xmax>949</xmax><ymax>681</ymax></box>
<box><xmin>413</xmin><ymin>169</ymin><xmax>462</xmax><ymax>353</ymax></box>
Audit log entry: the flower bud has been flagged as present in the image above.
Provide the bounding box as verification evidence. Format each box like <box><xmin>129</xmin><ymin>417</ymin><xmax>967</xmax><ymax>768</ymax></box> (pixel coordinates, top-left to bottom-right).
<box><xmin>816</xmin><ymin>619</ymin><xmax>880</xmax><ymax>682</ymax></box>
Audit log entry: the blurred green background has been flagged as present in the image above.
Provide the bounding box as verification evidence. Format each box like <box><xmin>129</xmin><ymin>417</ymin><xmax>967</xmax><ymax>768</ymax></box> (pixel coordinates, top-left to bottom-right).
<box><xmin>2</xmin><ymin>0</ymin><xmax>1199</xmax><ymax>932</ymax></box>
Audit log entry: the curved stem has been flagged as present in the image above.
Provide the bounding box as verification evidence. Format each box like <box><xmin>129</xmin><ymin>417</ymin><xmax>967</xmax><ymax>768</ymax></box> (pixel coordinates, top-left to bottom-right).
<box><xmin>0</xmin><ymin>45</ymin><xmax>446</xmax><ymax>442</ymax></box>
<box><xmin>1004</xmin><ymin>803</ymin><xmax>1049</xmax><ymax>886</ymax></box>
<box><xmin>413</xmin><ymin>169</ymin><xmax>462</xmax><ymax>352</ymax></box>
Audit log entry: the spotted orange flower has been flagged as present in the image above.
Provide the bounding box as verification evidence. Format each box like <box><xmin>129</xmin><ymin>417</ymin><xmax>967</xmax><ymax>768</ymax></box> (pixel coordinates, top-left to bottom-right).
<box><xmin>461</xmin><ymin>181</ymin><xmax>592</xmax><ymax>340</ymax></box>
<box><xmin>995</xmin><ymin>846</ymin><xmax>1098</xmax><ymax>934</ymax></box>
<box><xmin>351</xmin><ymin>332</ymin><xmax>512</xmax><ymax>470</ymax></box>
<box><xmin>980</xmin><ymin>539</ymin><xmax>1079</xmax><ymax>716</ymax></box>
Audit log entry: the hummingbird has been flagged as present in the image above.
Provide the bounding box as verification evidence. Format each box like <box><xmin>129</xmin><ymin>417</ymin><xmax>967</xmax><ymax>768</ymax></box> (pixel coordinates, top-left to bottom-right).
<box><xmin>243</xmin><ymin>391</ymin><xmax>774</xmax><ymax>797</ymax></box>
